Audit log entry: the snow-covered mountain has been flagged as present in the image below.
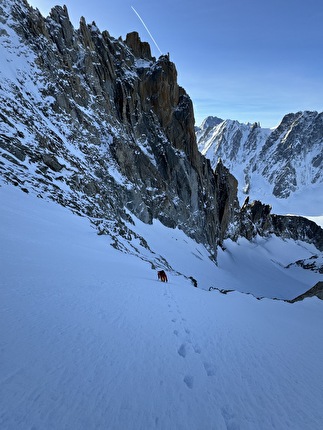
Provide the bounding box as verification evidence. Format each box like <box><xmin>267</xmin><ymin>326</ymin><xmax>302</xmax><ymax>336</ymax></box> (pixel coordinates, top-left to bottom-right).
<box><xmin>1</xmin><ymin>1</ymin><xmax>323</xmax><ymax>428</ymax></box>
<box><xmin>0</xmin><ymin>0</ymin><xmax>231</xmax><ymax>257</ymax></box>
<box><xmin>196</xmin><ymin>112</ymin><xmax>323</xmax><ymax>220</ymax></box>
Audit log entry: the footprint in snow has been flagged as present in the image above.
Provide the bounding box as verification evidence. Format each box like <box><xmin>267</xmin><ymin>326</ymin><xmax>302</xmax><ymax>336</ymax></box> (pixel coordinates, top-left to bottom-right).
<box><xmin>193</xmin><ymin>344</ymin><xmax>201</xmax><ymax>354</ymax></box>
<box><xmin>183</xmin><ymin>375</ymin><xmax>194</xmax><ymax>389</ymax></box>
<box><xmin>203</xmin><ymin>362</ymin><xmax>217</xmax><ymax>376</ymax></box>
<box><xmin>178</xmin><ymin>343</ymin><xmax>188</xmax><ymax>358</ymax></box>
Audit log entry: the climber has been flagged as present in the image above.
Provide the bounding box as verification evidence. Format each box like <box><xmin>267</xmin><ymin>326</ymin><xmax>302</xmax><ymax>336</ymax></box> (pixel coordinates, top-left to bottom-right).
<box><xmin>157</xmin><ymin>270</ymin><xmax>168</xmax><ymax>282</ymax></box>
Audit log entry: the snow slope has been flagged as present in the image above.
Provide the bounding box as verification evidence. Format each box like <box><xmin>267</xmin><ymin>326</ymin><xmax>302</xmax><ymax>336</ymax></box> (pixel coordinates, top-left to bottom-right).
<box><xmin>1</xmin><ymin>184</ymin><xmax>323</xmax><ymax>429</ymax></box>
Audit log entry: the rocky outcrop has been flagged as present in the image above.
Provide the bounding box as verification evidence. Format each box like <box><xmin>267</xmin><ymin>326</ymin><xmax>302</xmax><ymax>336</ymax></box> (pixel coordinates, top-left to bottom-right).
<box><xmin>238</xmin><ymin>199</ymin><xmax>323</xmax><ymax>250</ymax></box>
<box><xmin>125</xmin><ymin>31</ymin><xmax>152</xmax><ymax>60</ymax></box>
<box><xmin>272</xmin><ymin>215</ymin><xmax>323</xmax><ymax>251</ymax></box>
<box><xmin>288</xmin><ymin>282</ymin><xmax>323</xmax><ymax>302</ymax></box>
<box><xmin>286</xmin><ymin>255</ymin><xmax>323</xmax><ymax>274</ymax></box>
<box><xmin>239</xmin><ymin>199</ymin><xmax>272</xmax><ymax>240</ymax></box>
<box><xmin>214</xmin><ymin>159</ymin><xmax>240</xmax><ymax>241</ymax></box>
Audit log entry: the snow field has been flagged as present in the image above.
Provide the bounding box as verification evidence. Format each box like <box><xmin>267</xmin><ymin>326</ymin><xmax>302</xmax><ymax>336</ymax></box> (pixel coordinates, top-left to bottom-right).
<box><xmin>1</xmin><ymin>184</ymin><xmax>323</xmax><ymax>429</ymax></box>
<box><xmin>126</xmin><ymin>212</ymin><xmax>322</xmax><ymax>300</ymax></box>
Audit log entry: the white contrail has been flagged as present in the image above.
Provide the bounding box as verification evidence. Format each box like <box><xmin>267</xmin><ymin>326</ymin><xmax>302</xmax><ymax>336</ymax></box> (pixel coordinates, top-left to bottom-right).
<box><xmin>131</xmin><ymin>6</ymin><xmax>163</xmax><ymax>55</ymax></box>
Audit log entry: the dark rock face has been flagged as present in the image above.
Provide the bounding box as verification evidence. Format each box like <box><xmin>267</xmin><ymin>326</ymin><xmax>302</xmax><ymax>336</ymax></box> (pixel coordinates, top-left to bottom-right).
<box><xmin>214</xmin><ymin>159</ymin><xmax>240</xmax><ymax>241</ymax></box>
<box><xmin>125</xmin><ymin>31</ymin><xmax>152</xmax><ymax>60</ymax></box>
<box><xmin>289</xmin><ymin>282</ymin><xmax>323</xmax><ymax>302</ymax></box>
<box><xmin>1</xmin><ymin>0</ymin><xmax>322</xmax><ymax>259</ymax></box>
<box><xmin>239</xmin><ymin>199</ymin><xmax>323</xmax><ymax>251</ymax></box>
<box><xmin>272</xmin><ymin>215</ymin><xmax>323</xmax><ymax>251</ymax></box>
<box><xmin>287</xmin><ymin>255</ymin><xmax>323</xmax><ymax>274</ymax></box>
<box><xmin>42</xmin><ymin>154</ymin><xmax>64</xmax><ymax>172</ymax></box>
<box><xmin>239</xmin><ymin>200</ymin><xmax>272</xmax><ymax>240</ymax></box>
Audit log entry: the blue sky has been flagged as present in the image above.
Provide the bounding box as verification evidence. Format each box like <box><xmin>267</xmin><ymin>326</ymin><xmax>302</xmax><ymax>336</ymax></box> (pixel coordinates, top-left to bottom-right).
<box><xmin>29</xmin><ymin>0</ymin><xmax>323</xmax><ymax>128</ymax></box>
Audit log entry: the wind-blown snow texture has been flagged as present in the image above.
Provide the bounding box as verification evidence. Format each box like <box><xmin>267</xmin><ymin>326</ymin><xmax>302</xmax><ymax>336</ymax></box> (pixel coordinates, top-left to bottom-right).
<box><xmin>1</xmin><ymin>184</ymin><xmax>323</xmax><ymax>430</ymax></box>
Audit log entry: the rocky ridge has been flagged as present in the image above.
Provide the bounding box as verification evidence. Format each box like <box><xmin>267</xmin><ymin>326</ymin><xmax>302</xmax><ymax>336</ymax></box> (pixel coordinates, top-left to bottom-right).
<box><xmin>1</xmin><ymin>0</ymin><xmax>322</xmax><ymax>268</ymax></box>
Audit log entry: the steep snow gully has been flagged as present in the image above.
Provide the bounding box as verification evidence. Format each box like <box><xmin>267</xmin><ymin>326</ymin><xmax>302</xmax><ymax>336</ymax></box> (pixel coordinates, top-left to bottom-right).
<box><xmin>1</xmin><ymin>184</ymin><xmax>323</xmax><ymax>430</ymax></box>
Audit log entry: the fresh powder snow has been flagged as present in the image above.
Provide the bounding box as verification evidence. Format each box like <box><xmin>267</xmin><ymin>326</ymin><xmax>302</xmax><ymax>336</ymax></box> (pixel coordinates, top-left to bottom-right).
<box><xmin>1</xmin><ymin>183</ymin><xmax>323</xmax><ymax>430</ymax></box>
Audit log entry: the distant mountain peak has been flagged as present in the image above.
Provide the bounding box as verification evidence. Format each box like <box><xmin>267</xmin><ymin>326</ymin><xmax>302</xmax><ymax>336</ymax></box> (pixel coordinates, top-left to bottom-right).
<box><xmin>197</xmin><ymin>111</ymin><xmax>323</xmax><ymax>217</ymax></box>
<box><xmin>198</xmin><ymin>115</ymin><xmax>224</xmax><ymax>130</ymax></box>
